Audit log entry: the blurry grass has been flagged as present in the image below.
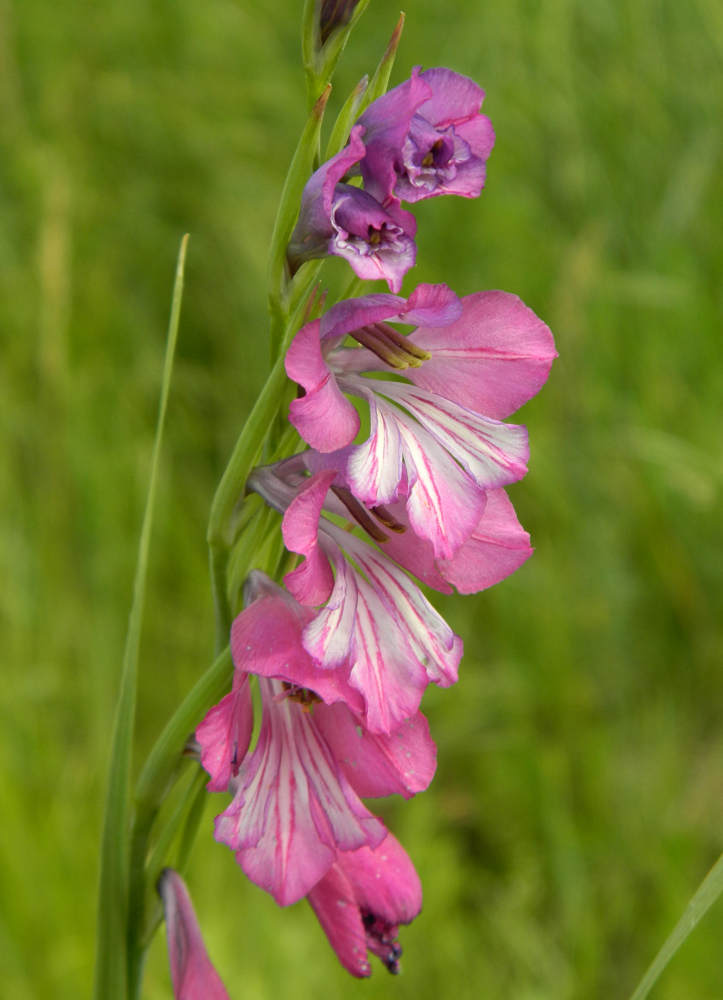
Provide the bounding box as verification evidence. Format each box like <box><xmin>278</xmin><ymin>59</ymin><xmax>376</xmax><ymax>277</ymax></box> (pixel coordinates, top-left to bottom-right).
<box><xmin>0</xmin><ymin>0</ymin><xmax>722</xmax><ymax>997</ymax></box>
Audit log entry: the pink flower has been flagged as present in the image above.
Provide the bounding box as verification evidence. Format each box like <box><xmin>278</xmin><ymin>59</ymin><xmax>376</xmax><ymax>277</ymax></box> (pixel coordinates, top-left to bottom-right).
<box><xmin>358</xmin><ymin>66</ymin><xmax>495</xmax><ymax>204</ymax></box>
<box><xmin>158</xmin><ymin>869</ymin><xmax>231</xmax><ymax>1000</ymax></box>
<box><xmin>285</xmin><ymin>288</ymin><xmax>555</xmax><ymax>558</ymax></box>
<box><xmin>287</xmin><ymin>126</ymin><xmax>417</xmax><ymax>293</ymax></box>
<box><xmin>247</xmin><ymin>466</ymin><xmax>463</xmax><ymax>733</ymax></box>
<box><xmin>196</xmin><ymin>574</ymin><xmax>437</xmax><ymax>906</ymax></box>
<box><xmin>308</xmin><ymin>833</ymin><xmax>422</xmax><ymax>977</ymax></box>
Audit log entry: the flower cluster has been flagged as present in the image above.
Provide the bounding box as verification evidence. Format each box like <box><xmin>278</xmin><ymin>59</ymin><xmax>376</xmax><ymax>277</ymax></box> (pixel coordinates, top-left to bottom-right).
<box><xmin>196</xmin><ymin>64</ymin><xmax>555</xmax><ymax>981</ymax></box>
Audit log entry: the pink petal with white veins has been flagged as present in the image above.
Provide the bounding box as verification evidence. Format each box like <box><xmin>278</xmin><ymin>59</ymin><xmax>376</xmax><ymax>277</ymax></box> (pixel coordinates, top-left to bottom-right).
<box><xmin>301</xmin><ymin>539</ymin><xmax>358</xmax><ymax>670</ymax></box>
<box><xmin>408</xmin><ymin>291</ymin><xmax>557</xmax><ymax>419</ymax></box>
<box><xmin>216</xmin><ymin>678</ymin><xmax>385</xmax><ymax>906</ymax></box>
<box><xmin>337</xmin><ymin>832</ymin><xmax>422</xmax><ymax>929</ymax></box>
<box><xmin>345</xmin><ymin>574</ymin><xmax>428</xmax><ymax>734</ymax></box>
<box><xmin>394</xmin><ymin>413</ymin><xmax>486</xmax><ymax>558</ymax></box>
<box><xmin>158</xmin><ymin>869</ymin><xmax>231</xmax><ymax>1000</ymax></box>
<box><xmin>329</xmin><ymin>525</ymin><xmax>463</xmax><ymax>688</ymax></box>
<box><xmin>379</xmin><ymin>380</ymin><xmax>529</xmax><ymax>490</ymax></box>
<box><xmin>315</xmin><ymin>703</ymin><xmax>437</xmax><ymax>799</ymax></box>
<box><xmin>439</xmin><ymin>487</ymin><xmax>533</xmax><ymax>594</ymax></box>
<box><xmin>196</xmin><ymin>672</ymin><xmax>253</xmax><ymax>792</ymax></box>
<box><xmin>345</xmin><ymin>392</ymin><xmax>403</xmax><ymax>506</ymax></box>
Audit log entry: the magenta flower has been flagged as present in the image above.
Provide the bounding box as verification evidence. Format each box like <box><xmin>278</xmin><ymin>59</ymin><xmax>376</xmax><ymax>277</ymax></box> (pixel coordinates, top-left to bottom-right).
<box><xmin>158</xmin><ymin>869</ymin><xmax>231</xmax><ymax>1000</ymax></box>
<box><xmin>196</xmin><ymin>573</ymin><xmax>437</xmax><ymax>905</ymax></box>
<box><xmin>247</xmin><ymin>466</ymin><xmax>463</xmax><ymax>733</ymax></box>
<box><xmin>308</xmin><ymin>833</ymin><xmax>422</xmax><ymax>977</ymax></box>
<box><xmin>287</xmin><ymin>126</ymin><xmax>417</xmax><ymax>293</ymax></box>
<box><xmin>358</xmin><ymin>66</ymin><xmax>495</xmax><ymax>204</ymax></box>
<box><xmin>286</xmin><ymin>288</ymin><xmax>555</xmax><ymax>559</ymax></box>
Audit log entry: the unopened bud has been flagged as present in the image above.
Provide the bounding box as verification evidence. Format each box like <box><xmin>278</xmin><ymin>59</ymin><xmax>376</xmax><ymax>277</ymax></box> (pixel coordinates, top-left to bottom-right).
<box><xmin>319</xmin><ymin>0</ymin><xmax>362</xmax><ymax>45</ymax></box>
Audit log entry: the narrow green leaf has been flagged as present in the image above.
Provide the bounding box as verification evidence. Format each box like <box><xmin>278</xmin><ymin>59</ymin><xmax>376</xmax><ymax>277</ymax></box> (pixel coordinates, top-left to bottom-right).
<box><xmin>359</xmin><ymin>12</ymin><xmax>406</xmax><ymax>111</ymax></box>
<box><xmin>628</xmin><ymin>851</ymin><xmax>723</xmax><ymax>1000</ymax></box>
<box><xmin>325</xmin><ymin>74</ymin><xmax>369</xmax><ymax>159</ymax></box>
<box><xmin>93</xmin><ymin>235</ymin><xmax>188</xmax><ymax>1000</ymax></box>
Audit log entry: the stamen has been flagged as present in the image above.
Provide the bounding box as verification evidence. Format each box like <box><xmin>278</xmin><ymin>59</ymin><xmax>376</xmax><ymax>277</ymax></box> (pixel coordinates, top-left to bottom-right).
<box><xmin>281</xmin><ymin>681</ymin><xmax>322</xmax><ymax>711</ymax></box>
<box><xmin>371</xmin><ymin>504</ymin><xmax>407</xmax><ymax>534</ymax></box>
<box><xmin>331</xmin><ymin>485</ymin><xmax>390</xmax><ymax>544</ymax></box>
<box><xmin>349</xmin><ymin>323</ymin><xmax>431</xmax><ymax>370</ymax></box>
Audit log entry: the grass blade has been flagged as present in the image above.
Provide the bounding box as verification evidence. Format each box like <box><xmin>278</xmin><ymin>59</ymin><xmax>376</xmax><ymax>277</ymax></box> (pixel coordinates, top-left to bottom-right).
<box><xmin>628</xmin><ymin>851</ymin><xmax>723</xmax><ymax>1000</ymax></box>
<box><xmin>93</xmin><ymin>235</ymin><xmax>188</xmax><ymax>1000</ymax></box>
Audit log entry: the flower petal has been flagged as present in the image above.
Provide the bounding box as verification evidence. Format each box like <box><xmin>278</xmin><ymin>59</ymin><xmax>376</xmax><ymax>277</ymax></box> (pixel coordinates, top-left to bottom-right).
<box><xmin>158</xmin><ymin>869</ymin><xmax>231</xmax><ymax>1000</ymax></box>
<box><xmin>196</xmin><ymin>672</ymin><xmax>253</xmax><ymax>792</ymax></box>
<box><xmin>283</xmin><ymin>471</ymin><xmax>338</xmax><ymax>605</ymax></box>
<box><xmin>217</xmin><ymin>679</ymin><xmax>385</xmax><ymax>906</ymax></box>
<box><xmin>418</xmin><ymin>67</ymin><xmax>486</xmax><ymax>126</ymax></box>
<box><xmin>439</xmin><ymin>487</ymin><xmax>533</xmax><ymax>594</ymax></box>
<box><xmin>315</xmin><ymin>704</ymin><xmax>437</xmax><ymax>799</ymax></box>
<box><xmin>408</xmin><ymin>291</ymin><xmax>557</xmax><ymax>419</ymax></box>
<box><xmin>307</xmin><ymin>862</ymin><xmax>372</xmax><ymax>977</ymax></box>
<box><xmin>398</xmin><ymin>282</ymin><xmax>463</xmax><ymax>326</ymax></box>
<box><xmin>379</xmin><ymin>380</ymin><xmax>530</xmax><ymax>490</ymax></box>
<box><xmin>286</xmin><ymin>320</ymin><xmax>361</xmax><ymax>452</ymax></box>
<box><xmin>345</xmin><ymin>391</ymin><xmax>403</xmax><ymax>506</ymax></box>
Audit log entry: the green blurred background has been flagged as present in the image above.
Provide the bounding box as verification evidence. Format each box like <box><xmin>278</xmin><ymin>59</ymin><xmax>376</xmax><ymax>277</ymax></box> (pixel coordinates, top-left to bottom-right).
<box><xmin>1</xmin><ymin>0</ymin><xmax>722</xmax><ymax>996</ymax></box>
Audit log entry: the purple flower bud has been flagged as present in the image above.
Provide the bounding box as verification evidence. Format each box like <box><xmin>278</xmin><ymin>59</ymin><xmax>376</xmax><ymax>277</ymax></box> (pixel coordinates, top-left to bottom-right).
<box><xmin>319</xmin><ymin>0</ymin><xmax>362</xmax><ymax>45</ymax></box>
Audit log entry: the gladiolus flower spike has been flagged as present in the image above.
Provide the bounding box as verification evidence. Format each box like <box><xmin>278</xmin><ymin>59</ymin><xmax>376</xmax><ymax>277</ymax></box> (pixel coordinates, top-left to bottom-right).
<box><xmin>193</xmin><ymin>48</ymin><xmax>554</xmax><ymax>983</ymax></box>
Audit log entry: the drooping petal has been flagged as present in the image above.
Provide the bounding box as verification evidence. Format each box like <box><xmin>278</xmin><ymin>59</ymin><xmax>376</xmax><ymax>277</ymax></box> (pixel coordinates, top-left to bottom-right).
<box><xmin>378</xmin><ymin>379</ymin><xmax>530</xmax><ymax>490</ymax></box>
<box><xmin>407</xmin><ymin>291</ymin><xmax>557</xmax><ymax>419</ymax></box>
<box><xmin>196</xmin><ymin>671</ymin><xmax>253</xmax><ymax>793</ymax></box>
<box><xmin>307</xmin><ymin>861</ymin><xmax>372</xmax><ymax>977</ymax></box>
<box><xmin>216</xmin><ymin>678</ymin><xmax>385</xmax><ymax>906</ymax></box>
<box><xmin>301</xmin><ymin>539</ymin><xmax>359</xmax><ymax>669</ymax></box>
<box><xmin>308</xmin><ymin>834</ymin><xmax>422</xmax><ymax>977</ymax></box>
<box><xmin>283</xmin><ymin>470</ymin><xmax>338</xmax><ymax>605</ymax></box>
<box><xmin>286</xmin><ymin>320</ymin><xmax>361</xmax><ymax>452</ymax></box>
<box><xmin>314</xmin><ymin>703</ymin><xmax>437</xmax><ymax>799</ymax></box>
<box><xmin>158</xmin><ymin>869</ymin><xmax>231</xmax><ymax>1000</ymax></box>
<box><xmin>438</xmin><ymin>487</ymin><xmax>533</xmax><ymax>594</ymax></box>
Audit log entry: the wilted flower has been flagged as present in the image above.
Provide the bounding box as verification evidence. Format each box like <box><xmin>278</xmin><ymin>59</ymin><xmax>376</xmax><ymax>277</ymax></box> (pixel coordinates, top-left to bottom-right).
<box><xmin>287</xmin><ymin>126</ymin><xmax>417</xmax><ymax>293</ymax></box>
<box><xmin>358</xmin><ymin>66</ymin><xmax>495</xmax><ymax>204</ymax></box>
<box><xmin>308</xmin><ymin>833</ymin><xmax>422</xmax><ymax>977</ymax></box>
<box><xmin>158</xmin><ymin>869</ymin><xmax>231</xmax><ymax>1000</ymax></box>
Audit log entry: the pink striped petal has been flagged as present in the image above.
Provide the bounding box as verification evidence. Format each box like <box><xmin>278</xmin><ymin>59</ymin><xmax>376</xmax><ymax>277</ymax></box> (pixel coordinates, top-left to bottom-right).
<box><xmin>379</xmin><ymin>380</ymin><xmax>530</xmax><ymax>489</ymax></box>
<box><xmin>216</xmin><ymin>678</ymin><xmax>385</xmax><ymax>906</ymax></box>
<box><xmin>338</xmin><ymin>528</ymin><xmax>463</xmax><ymax>688</ymax></box>
<box><xmin>408</xmin><ymin>291</ymin><xmax>557</xmax><ymax>419</ymax></box>
<box><xmin>158</xmin><ymin>869</ymin><xmax>231</xmax><ymax>1000</ymax></box>
<box><xmin>345</xmin><ymin>392</ymin><xmax>403</xmax><ymax>506</ymax></box>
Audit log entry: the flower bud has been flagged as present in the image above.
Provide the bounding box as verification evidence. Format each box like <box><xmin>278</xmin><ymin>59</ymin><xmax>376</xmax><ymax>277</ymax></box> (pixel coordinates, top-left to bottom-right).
<box><xmin>319</xmin><ymin>0</ymin><xmax>362</xmax><ymax>46</ymax></box>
